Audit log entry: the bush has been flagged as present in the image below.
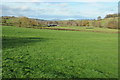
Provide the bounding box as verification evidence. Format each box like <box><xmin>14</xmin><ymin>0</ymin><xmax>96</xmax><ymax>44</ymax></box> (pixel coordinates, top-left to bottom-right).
<box><xmin>107</xmin><ymin>20</ymin><xmax>118</xmax><ymax>29</ymax></box>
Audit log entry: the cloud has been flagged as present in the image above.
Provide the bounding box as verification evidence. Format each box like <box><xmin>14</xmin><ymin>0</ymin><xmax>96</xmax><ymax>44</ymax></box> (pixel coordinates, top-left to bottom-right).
<box><xmin>1</xmin><ymin>4</ymin><xmax>36</xmax><ymax>16</ymax></box>
<box><xmin>2</xmin><ymin>0</ymin><xmax>119</xmax><ymax>2</ymax></box>
<box><xmin>29</xmin><ymin>3</ymin><xmax>72</xmax><ymax>16</ymax></box>
<box><xmin>32</xmin><ymin>3</ymin><xmax>69</xmax><ymax>8</ymax></box>
<box><xmin>1</xmin><ymin>2</ymin><xmax>118</xmax><ymax>20</ymax></box>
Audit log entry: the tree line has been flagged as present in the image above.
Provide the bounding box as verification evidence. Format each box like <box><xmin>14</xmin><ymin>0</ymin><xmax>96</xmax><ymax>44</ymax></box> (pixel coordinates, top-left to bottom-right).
<box><xmin>1</xmin><ymin>13</ymin><xmax>119</xmax><ymax>29</ymax></box>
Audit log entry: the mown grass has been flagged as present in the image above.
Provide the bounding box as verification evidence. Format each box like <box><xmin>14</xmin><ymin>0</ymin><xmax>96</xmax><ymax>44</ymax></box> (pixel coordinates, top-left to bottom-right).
<box><xmin>2</xmin><ymin>26</ymin><xmax>118</xmax><ymax>78</ymax></box>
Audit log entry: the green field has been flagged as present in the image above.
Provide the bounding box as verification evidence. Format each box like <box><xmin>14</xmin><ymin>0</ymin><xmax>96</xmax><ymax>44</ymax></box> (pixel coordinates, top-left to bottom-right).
<box><xmin>2</xmin><ymin>26</ymin><xmax>118</xmax><ymax>78</ymax></box>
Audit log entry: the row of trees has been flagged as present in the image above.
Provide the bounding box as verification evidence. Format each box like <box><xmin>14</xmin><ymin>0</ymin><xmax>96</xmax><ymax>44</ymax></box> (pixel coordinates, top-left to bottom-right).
<box><xmin>1</xmin><ymin>16</ymin><xmax>41</xmax><ymax>27</ymax></box>
<box><xmin>105</xmin><ymin>14</ymin><xmax>118</xmax><ymax>18</ymax></box>
<box><xmin>1</xmin><ymin>13</ymin><xmax>119</xmax><ymax>29</ymax></box>
<box><xmin>46</xmin><ymin>18</ymin><xmax>118</xmax><ymax>29</ymax></box>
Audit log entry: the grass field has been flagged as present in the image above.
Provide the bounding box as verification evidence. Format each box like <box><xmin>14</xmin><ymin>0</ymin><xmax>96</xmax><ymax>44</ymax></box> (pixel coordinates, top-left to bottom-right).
<box><xmin>2</xmin><ymin>26</ymin><xmax>118</xmax><ymax>78</ymax></box>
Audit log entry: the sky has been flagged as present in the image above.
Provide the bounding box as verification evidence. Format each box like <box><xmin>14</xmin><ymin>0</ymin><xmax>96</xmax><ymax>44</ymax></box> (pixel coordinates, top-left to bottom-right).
<box><xmin>1</xmin><ymin>0</ymin><xmax>119</xmax><ymax>20</ymax></box>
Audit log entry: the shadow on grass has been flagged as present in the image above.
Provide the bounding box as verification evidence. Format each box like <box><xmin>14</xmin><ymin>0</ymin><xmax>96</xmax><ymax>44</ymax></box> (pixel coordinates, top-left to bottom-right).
<box><xmin>2</xmin><ymin>36</ymin><xmax>49</xmax><ymax>49</ymax></box>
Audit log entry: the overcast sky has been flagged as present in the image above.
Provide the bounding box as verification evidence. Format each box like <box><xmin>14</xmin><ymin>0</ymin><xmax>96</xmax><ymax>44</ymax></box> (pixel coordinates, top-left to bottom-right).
<box><xmin>1</xmin><ymin>0</ymin><xmax>118</xmax><ymax>20</ymax></box>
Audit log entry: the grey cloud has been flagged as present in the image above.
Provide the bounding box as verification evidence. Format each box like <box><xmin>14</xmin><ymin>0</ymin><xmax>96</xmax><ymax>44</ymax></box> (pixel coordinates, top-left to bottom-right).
<box><xmin>1</xmin><ymin>4</ymin><xmax>45</xmax><ymax>17</ymax></box>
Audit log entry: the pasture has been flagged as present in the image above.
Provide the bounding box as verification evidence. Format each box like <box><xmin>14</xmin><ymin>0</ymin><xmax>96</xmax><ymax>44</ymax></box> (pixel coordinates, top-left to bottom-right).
<box><xmin>2</xmin><ymin>26</ymin><xmax>118</xmax><ymax>78</ymax></box>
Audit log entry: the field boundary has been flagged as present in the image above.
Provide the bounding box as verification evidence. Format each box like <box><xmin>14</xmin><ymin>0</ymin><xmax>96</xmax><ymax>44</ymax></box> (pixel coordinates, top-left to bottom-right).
<box><xmin>2</xmin><ymin>26</ymin><xmax>119</xmax><ymax>33</ymax></box>
<box><xmin>40</xmin><ymin>27</ymin><xmax>119</xmax><ymax>34</ymax></box>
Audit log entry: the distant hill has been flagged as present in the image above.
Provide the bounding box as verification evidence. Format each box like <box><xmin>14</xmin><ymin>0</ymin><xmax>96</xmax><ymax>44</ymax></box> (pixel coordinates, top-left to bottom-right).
<box><xmin>104</xmin><ymin>14</ymin><xmax>118</xmax><ymax>18</ymax></box>
<box><xmin>1</xmin><ymin>13</ymin><xmax>119</xmax><ymax>29</ymax></box>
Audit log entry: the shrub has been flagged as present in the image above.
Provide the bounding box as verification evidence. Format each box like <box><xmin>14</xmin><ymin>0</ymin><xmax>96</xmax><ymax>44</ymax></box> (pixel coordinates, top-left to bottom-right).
<box><xmin>107</xmin><ymin>20</ymin><xmax>118</xmax><ymax>29</ymax></box>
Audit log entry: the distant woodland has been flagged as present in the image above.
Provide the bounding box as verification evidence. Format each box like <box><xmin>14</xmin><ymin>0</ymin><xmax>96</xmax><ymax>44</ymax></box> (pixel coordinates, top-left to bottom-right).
<box><xmin>1</xmin><ymin>13</ymin><xmax>119</xmax><ymax>29</ymax></box>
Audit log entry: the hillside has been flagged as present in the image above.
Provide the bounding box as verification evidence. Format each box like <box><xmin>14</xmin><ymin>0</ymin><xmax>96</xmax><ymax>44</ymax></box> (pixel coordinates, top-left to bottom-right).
<box><xmin>1</xmin><ymin>13</ymin><xmax>119</xmax><ymax>29</ymax></box>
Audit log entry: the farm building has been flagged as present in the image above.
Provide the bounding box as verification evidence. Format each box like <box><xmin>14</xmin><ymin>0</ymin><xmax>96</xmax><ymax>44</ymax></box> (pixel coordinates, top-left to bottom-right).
<box><xmin>47</xmin><ymin>24</ymin><xmax>58</xmax><ymax>27</ymax></box>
